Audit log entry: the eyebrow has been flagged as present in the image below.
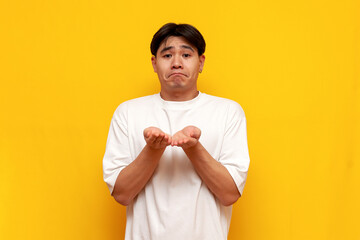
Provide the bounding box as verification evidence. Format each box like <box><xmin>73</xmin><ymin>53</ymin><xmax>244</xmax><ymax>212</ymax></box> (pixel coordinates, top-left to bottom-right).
<box><xmin>159</xmin><ymin>45</ymin><xmax>195</xmax><ymax>54</ymax></box>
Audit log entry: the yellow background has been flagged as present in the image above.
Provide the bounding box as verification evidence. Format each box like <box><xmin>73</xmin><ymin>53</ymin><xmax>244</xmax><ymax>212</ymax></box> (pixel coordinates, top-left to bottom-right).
<box><xmin>1</xmin><ymin>0</ymin><xmax>359</xmax><ymax>239</ymax></box>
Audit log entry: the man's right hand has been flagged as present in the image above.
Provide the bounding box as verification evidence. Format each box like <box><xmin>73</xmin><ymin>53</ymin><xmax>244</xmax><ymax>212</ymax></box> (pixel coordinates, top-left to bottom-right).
<box><xmin>143</xmin><ymin>127</ymin><xmax>172</xmax><ymax>150</ymax></box>
<box><xmin>112</xmin><ymin>127</ymin><xmax>171</xmax><ymax>206</ymax></box>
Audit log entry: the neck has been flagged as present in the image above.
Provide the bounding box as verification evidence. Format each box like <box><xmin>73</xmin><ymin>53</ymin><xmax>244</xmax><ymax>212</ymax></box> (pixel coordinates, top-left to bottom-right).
<box><xmin>160</xmin><ymin>89</ymin><xmax>199</xmax><ymax>101</ymax></box>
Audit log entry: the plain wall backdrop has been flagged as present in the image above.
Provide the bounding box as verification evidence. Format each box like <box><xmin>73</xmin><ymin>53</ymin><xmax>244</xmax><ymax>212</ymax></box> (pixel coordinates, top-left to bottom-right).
<box><xmin>0</xmin><ymin>0</ymin><xmax>359</xmax><ymax>239</ymax></box>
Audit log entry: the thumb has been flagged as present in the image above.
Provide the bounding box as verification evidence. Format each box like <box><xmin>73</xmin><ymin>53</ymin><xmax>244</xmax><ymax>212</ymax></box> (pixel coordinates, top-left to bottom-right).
<box><xmin>190</xmin><ymin>131</ymin><xmax>200</xmax><ymax>139</ymax></box>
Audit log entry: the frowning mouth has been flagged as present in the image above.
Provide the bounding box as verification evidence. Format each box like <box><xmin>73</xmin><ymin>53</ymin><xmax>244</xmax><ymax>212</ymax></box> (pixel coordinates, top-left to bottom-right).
<box><xmin>168</xmin><ymin>72</ymin><xmax>187</xmax><ymax>77</ymax></box>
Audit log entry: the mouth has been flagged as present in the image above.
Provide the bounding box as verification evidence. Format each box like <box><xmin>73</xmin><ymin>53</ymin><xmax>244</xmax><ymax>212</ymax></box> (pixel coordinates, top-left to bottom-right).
<box><xmin>168</xmin><ymin>72</ymin><xmax>187</xmax><ymax>78</ymax></box>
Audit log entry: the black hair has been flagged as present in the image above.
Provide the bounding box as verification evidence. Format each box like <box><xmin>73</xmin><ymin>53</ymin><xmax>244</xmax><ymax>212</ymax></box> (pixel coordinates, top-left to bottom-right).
<box><xmin>150</xmin><ymin>23</ymin><xmax>206</xmax><ymax>56</ymax></box>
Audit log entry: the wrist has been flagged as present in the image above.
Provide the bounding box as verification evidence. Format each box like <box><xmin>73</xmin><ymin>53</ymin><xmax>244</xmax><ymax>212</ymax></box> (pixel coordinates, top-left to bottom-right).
<box><xmin>182</xmin><ymin>141</ymin><xmax>201</xmax><ymax>151</ymax></box>
<box><xmin>145</xmin><ymin>143</ymin><xmax>167</xmax><ymax>152</ymax></box>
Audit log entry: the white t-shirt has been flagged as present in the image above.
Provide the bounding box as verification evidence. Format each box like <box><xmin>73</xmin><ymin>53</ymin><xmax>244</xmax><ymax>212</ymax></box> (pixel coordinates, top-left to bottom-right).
<box><xmin>103</xmin><ymin>92</ymin><xmax>250</xmax><ymax>240</ymax></box>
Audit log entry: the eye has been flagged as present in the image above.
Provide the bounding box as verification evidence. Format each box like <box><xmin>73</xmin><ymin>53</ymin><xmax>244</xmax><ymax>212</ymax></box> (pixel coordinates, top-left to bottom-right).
<box><xmin>183</xmin><ymin>53</ymin><xmax>191</xmax><ymax>58</ymax></box>
<box><xmin>163</xmin><ymin>54</ymin><xmax>172</xmax><ymax>58</ymax></box>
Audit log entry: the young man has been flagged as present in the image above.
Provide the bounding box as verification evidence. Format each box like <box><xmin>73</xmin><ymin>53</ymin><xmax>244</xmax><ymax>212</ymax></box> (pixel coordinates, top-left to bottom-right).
<box><xmin>103</xmin><ymin>23</ymin><xmax>250</xmax><ymax>240</ymax></box>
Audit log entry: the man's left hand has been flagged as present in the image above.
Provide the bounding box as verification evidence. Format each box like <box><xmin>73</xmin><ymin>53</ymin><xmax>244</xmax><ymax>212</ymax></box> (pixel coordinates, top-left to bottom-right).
<box><xmin>171</xmin><ymin>126</ymin><xmax>201</xmax><ymax>149</ymax></box>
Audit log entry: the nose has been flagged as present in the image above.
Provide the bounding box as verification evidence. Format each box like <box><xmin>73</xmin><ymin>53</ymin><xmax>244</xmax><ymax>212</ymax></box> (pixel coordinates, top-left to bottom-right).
<box><xmin>171</xmin><ymin>55</ymin><xmax>183</xmax><ymax>69</ymax></box>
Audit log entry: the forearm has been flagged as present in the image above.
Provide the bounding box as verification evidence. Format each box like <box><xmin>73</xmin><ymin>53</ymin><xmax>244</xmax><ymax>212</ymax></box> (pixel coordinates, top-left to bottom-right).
<box><xmin>183</xmin><ymin>142</ymin><xmax>240</xmax><ymax>206</ymax></box>
<box><xmin>112</xmin><ymin>144</ymin><xmax>165</xmax><ymax>206</ymax></box>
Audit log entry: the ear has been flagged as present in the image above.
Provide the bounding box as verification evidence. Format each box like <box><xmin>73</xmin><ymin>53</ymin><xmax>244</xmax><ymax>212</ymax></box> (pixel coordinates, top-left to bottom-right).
<box><xmin>199</xmin><ymin>55</ymin><xmax>205</xmax><ymax>72</ymax></box>
<box><xmin>151</xmin><ymin>56</ymin><xmax>157</xmax><ymax>73</ymax></box>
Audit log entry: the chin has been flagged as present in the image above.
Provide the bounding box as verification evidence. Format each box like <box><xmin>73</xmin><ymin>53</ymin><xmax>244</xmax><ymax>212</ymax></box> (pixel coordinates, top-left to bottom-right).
<box><xmin>168</xmin><ymin>83</ymin><xmax>185</xmax><ymax>89</ymax></box>
<box><xmin>166</xmin><ymin>78</ymin><xmax>185</xmax><ymax>86</ymax></box>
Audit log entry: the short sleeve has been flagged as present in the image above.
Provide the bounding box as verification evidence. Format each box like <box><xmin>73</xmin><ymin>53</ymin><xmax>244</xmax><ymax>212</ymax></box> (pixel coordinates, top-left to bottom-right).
<box><xmin>102</xmin><ymin>104</ymin><xmax>133</xmax><ymax>194</ymax></box>
<box><xmin>219</xmin><ymin>102</ymin><xmax>250</xmax><ymax>196</ymax></box>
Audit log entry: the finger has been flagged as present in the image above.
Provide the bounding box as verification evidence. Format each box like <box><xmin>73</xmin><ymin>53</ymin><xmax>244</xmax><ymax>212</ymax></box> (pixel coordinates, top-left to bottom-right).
<box><xmin>151</xmin><ymin>132</ymin><xmax>160</xmax><ymax>143</ymax></box>
<box><xmin>147</xmin><ymin>130</ymin><xmax>153</xmax><ymax>138</ymax></box>
<box><xmin>144</xmin><ymin>127</ymin><xmax>156</xmax><ymax>138</ymax></box>
<box><xmin>155</xmin><ymin>133</ymin><xmax>165</xmax><ymax>143</ymax></box>
<box><xmin>162</xmin><ymin>134</ymin><xmax>168</xmax><ymax>141</ymax></box>
<box><xmin>143</xmin><ymin>129</ymin><xmax>150</xmax><ymax>138</ymax></box>
<box><xmin>162</xmin><ymin>135</ymin><xmax>171</xmax><ymax>145</ymax></box>
<box><xmin>189</xmin><ymin>132</ymin><xmax>199</xmax><ymax>139</ymax></box>
<box><xmin>171</xmin><ymin>135</ymin><xmax>177</xmax><ymax>146</ymax></box>
<box><xmin>148</xmin><ymin>131</ymin><xmax>157</xmax><ymax>142</ymax></box>
<box><xmin>165</xmin><ymin>135</ymin><xmax>172</xmax><ymax>145</ymax></box>
<box><xmin>167</xmin><ymin>136</ymin><xmax>172</xmax><ymax>145</ymax></box>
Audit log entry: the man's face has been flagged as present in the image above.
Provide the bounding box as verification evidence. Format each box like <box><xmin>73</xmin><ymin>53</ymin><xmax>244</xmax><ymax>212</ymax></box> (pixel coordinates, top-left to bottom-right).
<box><xmin>151</xmin><ymin>36</ymin><xmax>205</xmax><ymax>97</ymax></box>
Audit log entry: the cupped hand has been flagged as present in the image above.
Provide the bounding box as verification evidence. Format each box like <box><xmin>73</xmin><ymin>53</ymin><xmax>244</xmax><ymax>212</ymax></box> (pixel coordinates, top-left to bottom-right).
<box><xmin>171</xmin><ymin>126</ymin><xmax>201</xmax><ymax>149</ymax></box>
<box><xmin>143</xmin><ymin>127</ymin><xmax>172</xmax><ymax>150</ymax></box>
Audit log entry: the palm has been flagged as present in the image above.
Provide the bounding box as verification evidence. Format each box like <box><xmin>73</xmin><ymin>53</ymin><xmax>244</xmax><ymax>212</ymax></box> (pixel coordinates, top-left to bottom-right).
<box><xmin>143</xmin><ymin>127</ymin><xmax>171</xmax><ymax>149</ymax></box>
<box><xmin>172</xmin><ymin>126</ymin><xmax>201</xmax><ymax>149</ymax></box>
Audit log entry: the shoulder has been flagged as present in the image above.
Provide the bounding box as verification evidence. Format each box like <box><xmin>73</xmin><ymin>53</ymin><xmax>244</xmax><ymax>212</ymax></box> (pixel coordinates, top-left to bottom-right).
<box><xmin>114</xmin><ymin>94</ymin><xmax>156</xmax><ymax>111</ymax></box>
<box><xmin>113</xmin><ymin>94</ymin><xmax>157</xmax><ymax>118</ymax></box>
<box><xmin>201</xmin><ymin>93</ymin><xmax>245</xmax><ymax>117</ymax></box>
